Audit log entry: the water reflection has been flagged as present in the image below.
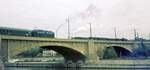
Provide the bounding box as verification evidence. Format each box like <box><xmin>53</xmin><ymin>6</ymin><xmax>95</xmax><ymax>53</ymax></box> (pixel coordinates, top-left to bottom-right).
<box><xmin>4</xmin><ymin>67</ymin><xmax>150</xmax><ymax>70</ymax></box>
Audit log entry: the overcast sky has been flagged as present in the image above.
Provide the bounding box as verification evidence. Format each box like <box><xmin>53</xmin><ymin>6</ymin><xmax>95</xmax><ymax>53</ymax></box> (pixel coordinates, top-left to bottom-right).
<box><xmin>0</xmin><ymin>0</ymin><xmax>150</xmax><ymax>39</ymax></box>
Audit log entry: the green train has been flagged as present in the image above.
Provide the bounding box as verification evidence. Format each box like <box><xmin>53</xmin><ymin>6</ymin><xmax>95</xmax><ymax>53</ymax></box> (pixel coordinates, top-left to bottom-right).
<box><xmin>31</xmin><ymin>29</ymin><xmax>55</xmax><ymax>38</ymax></box>
<box><xmin>0</xmin><ymin>27</ymin><xmax>55</xmax><ymax>38</ymax></box>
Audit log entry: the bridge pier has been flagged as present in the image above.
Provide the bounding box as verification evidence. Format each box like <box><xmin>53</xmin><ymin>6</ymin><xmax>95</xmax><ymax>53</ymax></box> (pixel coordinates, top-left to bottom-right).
<box><xmin>86</xmin><ymin>40</ymin><xmax>99</xmax><ymax>64</ymax></box>
<box><xmin>86</xmin><ymin>56</ymin><xmax>99</xmax><ymax>64</ymax></box>
<box><xmin>0</xmin><ymin>37</ymin><xmax>4</xmax><ymax>70</ymax></box>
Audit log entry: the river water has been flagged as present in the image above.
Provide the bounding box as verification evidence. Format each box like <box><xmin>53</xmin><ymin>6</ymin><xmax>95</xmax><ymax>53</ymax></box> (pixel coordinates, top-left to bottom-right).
<box><xmin>4</xmin><ymin>67</ymin><xmax>150</xmax><ymax>70</ymax></box>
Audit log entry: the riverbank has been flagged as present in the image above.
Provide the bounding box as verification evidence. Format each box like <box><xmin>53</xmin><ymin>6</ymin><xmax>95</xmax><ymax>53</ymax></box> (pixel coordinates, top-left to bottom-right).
<box><xmin>83</xmin><ymin>59</ymin><xmax>150</xmax><ymax>69</ymax></box>
<box><xmin>5</xmin><ymin>62</ymin><xmax>64</xmax><ymax>68</ymax></box>
<box><xmin>82</xmin><ymin>64</ymin><xmax>150</xmax><ymax>69</ymax></box>
<box><xmin>4</xmin><ymin>60</ymin><xmax>150</xmax><ymax>69</ymax></box>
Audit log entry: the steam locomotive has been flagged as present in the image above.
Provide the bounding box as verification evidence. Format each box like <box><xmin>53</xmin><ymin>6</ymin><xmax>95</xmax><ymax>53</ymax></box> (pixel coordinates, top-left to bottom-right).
<box><xmin>0</xmin><ymin>27</ymin><xmax>55</xmax><ymax>38</ymax></box>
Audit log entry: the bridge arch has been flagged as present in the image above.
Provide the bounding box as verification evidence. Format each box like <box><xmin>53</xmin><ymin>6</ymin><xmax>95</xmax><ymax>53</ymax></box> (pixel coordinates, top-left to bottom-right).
<box><xmin>102</xmin><ymin>46</ymin><xmax>132</xmax><ymax>59</ymax></box>
<box><xmin>40</xmin><ymin>45</ymin><xmax>86</xmax><ymax>62</ymax></box>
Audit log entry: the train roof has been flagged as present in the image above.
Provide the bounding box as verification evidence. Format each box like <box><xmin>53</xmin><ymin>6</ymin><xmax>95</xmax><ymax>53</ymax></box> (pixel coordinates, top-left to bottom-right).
<box><xmin>0</xmin><ymin>27</ymin><xmax>54</xmax><ymax>33</ymax></box>
<box><xmin>32</xmin><ymin>29</ymin><xmax>54</xmax><ymax>32</ymax></box>
<box><xmin>0</xmin><ymin>27</ymin><xmax>31</xmax><ymax>31</ymax></box>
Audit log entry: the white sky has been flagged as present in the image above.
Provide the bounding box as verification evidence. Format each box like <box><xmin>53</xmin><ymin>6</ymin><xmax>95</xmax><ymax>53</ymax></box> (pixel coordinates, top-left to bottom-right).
<box><xmin>0</xmin><ymin>0</ymin><xmax>150</xmax><ymax>39</ymax></box>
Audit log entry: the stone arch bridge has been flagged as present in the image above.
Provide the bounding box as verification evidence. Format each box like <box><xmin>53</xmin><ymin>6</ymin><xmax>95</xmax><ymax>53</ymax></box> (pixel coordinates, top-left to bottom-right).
<box><xmin>0</xmin><ymin>35</ymin><xmax>150</xmax><ymax>64</ymax></box>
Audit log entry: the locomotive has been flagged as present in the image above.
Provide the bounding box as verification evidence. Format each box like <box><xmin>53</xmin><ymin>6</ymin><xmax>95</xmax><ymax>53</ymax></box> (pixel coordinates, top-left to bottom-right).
<box><xmin>0</xmin><ymin>27</ymin><xmax>55</xmax><ymax>38</ymax></box>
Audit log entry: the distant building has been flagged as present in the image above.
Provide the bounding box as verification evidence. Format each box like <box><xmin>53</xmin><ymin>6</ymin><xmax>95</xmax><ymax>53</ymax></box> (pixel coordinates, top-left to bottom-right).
<box><xmin>42</xmin><ymin>50</ymin><xmax>57</xmax><ymax>57</ymax></box>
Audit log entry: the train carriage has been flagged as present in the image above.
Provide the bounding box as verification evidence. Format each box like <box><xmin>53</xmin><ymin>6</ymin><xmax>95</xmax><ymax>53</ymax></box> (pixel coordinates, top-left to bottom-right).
<box><xmin>0</xmin><ymin>27</ymin><xmax>32</xmax><ymax>36</ymax></box>
<box><xmin>0</xmin><ymin>27</ymin><xmax>55</xmax><ymax>38</ymax></box>
<box><xmin>31</xmin><ymin>30</ymin><xmax>55</xmax><ymax>38</ymax></box>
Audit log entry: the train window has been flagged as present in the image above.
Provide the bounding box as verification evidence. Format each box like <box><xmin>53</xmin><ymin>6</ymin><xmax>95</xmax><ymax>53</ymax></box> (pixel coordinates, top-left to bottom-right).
<box><xmin>37</xmin><ymin>31</ymin><xmax>45</xmax><ymax>34</ymax></box>
<box><xmin>4</xmin><ymin>30</ymin><xmax>7</xmax><ymax>34</ymax></box>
